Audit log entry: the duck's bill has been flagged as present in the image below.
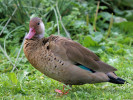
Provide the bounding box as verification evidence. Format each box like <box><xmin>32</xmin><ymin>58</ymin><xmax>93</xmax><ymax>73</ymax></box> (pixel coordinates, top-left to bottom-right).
<box><xmin>25</xmin><ymin>28</ymin><xmax>36</xmax><ymax>39</ymax></box>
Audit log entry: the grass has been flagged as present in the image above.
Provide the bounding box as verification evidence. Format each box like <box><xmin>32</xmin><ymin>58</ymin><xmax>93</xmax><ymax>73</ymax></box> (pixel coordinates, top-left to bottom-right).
<box><xmin>0</xmin><ymin>34</ymin><xmax>133</xmax><ymax>100</ymax></box>
<box><xmin>0</xmin><ymin>0</ymin><xmax>133</xmax><ymax>99</ymax></box>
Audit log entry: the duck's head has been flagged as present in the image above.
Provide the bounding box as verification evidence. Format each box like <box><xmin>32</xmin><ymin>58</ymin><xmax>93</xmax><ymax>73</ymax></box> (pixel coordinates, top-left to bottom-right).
<box><xmin>25</xmin><ymin>17</ymin><xmax>45</xmax><ymax>39</ymax></box>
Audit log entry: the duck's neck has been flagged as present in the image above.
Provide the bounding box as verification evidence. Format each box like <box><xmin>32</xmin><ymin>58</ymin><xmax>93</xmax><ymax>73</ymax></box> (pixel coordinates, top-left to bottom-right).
<box><xmin>34</xmin><ymin>32</ymin><xmax>44</xmax><ymax>39</ymax></box>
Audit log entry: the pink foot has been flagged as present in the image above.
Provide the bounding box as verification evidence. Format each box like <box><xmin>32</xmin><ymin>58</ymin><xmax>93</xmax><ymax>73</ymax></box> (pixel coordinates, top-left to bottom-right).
<box><xmin>55</xmin><ymin>85</ymin><xmax>71</xmax><ymax>95</ymax></box>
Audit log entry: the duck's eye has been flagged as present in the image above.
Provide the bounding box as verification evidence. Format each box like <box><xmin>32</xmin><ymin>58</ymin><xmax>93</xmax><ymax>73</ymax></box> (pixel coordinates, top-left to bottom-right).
<box><xmin>37</xmin><ymin>22</ymin><xmax>40</xmax><ymax>25</ymax></box>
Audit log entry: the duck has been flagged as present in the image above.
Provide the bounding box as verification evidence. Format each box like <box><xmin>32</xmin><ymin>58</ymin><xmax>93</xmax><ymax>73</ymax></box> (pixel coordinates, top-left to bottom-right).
<box><xmin>23</xmin><ymin>17</ymin><xmax>126</xmax><ymax>88</ymax></box>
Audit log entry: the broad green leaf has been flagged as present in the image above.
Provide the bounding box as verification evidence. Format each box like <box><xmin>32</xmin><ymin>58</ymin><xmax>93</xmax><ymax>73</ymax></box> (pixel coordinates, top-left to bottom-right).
<box><xmin>83</xmin><ymin>36</ymin><xmax>98</xmax><ymax>47</ymax></box>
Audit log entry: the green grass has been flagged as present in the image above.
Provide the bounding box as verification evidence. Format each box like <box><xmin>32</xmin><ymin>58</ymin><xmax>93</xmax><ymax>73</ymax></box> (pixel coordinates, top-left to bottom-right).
<box><xmin>0</xmin><ymin>0</ymin><xmax>133</xmax><ymax>99</ymax></box>
<box><xmin>0</xmin><ymin>35</ymin><xmax>133</xmax><ymax>100</ymax></box>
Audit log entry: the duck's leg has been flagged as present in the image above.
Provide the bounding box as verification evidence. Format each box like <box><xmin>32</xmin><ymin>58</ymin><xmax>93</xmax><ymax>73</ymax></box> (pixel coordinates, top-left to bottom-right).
<box><xmin>55</xmin><ymin>84</ymin><xmax>72</xmax><ymax>95</ymax></box>
<box><xmin>62</xmin><ymin>84</ymin><xmax>72</xmax><ymax>94</ymax></box>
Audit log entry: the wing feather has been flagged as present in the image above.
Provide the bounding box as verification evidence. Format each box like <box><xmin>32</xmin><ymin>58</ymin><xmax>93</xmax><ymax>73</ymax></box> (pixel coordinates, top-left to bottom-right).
<box><xmin>63</xmin><ymin>40</ymin><xmax>117</xmax><ymax>73</ymax></box>
<box><xmin>48</xmin><ymin>35</ymin><xmax>117</xmax><ymax>73</ymax></box>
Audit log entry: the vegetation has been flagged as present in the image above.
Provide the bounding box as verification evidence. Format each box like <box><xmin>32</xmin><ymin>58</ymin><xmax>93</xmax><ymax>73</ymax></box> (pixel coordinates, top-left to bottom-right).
<box><xmin>0</xmin><ymin>0</ymin><xmax>133</xmax><ymax>99</ymax></box>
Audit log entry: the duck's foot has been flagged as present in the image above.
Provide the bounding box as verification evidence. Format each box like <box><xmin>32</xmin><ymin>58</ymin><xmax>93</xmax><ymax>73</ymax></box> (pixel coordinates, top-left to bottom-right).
<box><xmin>55</xmin><ymin>85</ymin><xmax>72</xmax><ymax>96</ymax></box>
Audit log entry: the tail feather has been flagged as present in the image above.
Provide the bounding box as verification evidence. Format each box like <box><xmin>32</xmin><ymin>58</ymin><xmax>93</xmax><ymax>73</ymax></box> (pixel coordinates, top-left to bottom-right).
<box><xmin>108</xmin><ymin>75</ymin><xmax>126</xmax><ymax>84</ymax></box>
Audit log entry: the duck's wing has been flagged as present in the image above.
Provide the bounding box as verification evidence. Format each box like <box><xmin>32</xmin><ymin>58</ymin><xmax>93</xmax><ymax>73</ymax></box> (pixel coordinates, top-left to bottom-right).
<box><xmin>62</xmin><ymin>39</ymin><xmax>117</xmax><ymax>73</ymax></box>
<box><xmin>48</xmin><ymin>35</ymin><xmax>117</xmax><ymax>73</ymax></box>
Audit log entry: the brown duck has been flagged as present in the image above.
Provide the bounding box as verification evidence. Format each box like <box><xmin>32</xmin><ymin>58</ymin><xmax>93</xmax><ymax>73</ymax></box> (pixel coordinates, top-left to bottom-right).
<box><xmin>23</xmin><ymin>17</ymin><xmax>125</xmax><ymax>86</ymax></box>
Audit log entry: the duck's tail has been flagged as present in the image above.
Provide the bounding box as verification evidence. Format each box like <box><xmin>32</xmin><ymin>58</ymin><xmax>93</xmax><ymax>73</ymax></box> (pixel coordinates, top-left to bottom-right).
<box><xmin>107</xmin><ymin>72</ymin><xmax>126</xmax><ymax>84</ymax></box>
<box><xmin>108</xmin><ymin>75</ymin><xmax>126</xmax><ymax>84</ymax></box>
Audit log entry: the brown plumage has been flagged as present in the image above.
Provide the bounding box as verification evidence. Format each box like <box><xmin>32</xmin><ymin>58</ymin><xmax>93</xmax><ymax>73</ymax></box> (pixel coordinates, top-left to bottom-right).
<box><xmin>23</xmin><ymin>17</ymin><xmax>125</xmax><ymax>85</ymax></box>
